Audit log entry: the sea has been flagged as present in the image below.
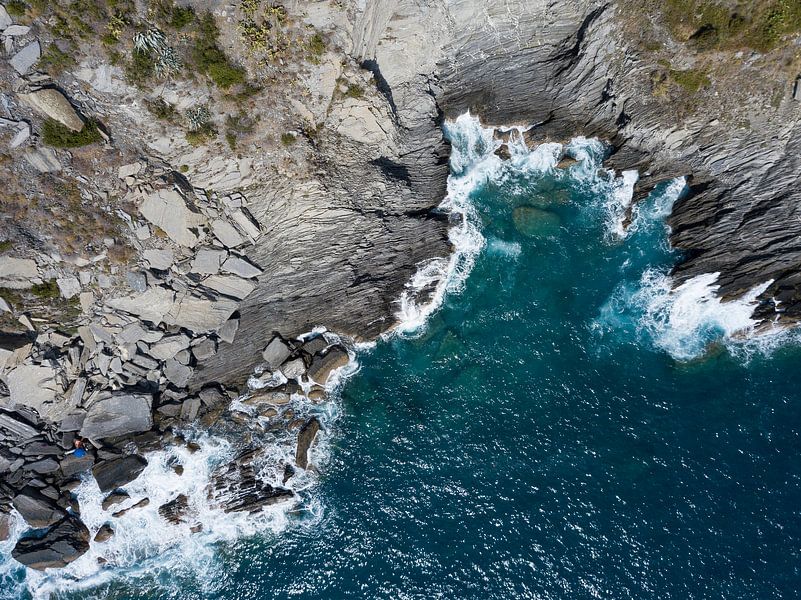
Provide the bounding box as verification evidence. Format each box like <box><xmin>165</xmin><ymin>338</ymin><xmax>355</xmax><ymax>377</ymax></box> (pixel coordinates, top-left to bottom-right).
<box><xmin>2</xmin><ymin>113</ymin><xmax>801</xmax><ymax>599</ymax></box>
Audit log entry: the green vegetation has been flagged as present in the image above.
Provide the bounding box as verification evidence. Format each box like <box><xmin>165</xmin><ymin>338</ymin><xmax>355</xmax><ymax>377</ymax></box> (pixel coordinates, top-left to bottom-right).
<box><xmin>663</xmin><ymin>0</ymin><xmax>801</xmax><ymax>52</ymax></box>
<box><xmin>151</xmin><ymin>0</ymin><xmax>195</xmax><ymax>29</ymax></box>
<box><xmin>224</xmin><ymin>112</ymin><xmax>255</xmax><ymax>150</ymax></box>
<box><xmin>307</xmin><ymin>31</ymin><xmax>325</xmax><ymax>60</ymax></box>
<box><xmin>5</xmin><ymin>0</ymin><xmax>27</xmax><ymax>17</ymax></box>
<box><xmin>41</xmin><ymin>119</ymin><xmax>103</xmax><ymax>148</ymax></box>
<box><xmin>0</xmin><ymin>240</ymin><xmax>12</xmax><ymax>253</ymax></box>
<box><xmin>186</xmin><ymin>125</ymin><xmax>216</xmax><ymax>145</ymax></box>
<box><xmin>30</xmin><ymin>279</ymin><xmax>60</xmax><ymax>300</ymax></box>
<box><xmin>124</xmin><ymin>49</ymin><xmax>154</xmax><ymax>85</ymax></box>
<box><xmin>280</xmin><ymin>132</ymin><xmax>296</xmax><ymax>146</ymax></box>
<box><xmin>344</xmin><ymin>84</ymin><xmax>364</xmax><ymax>99</ymax></box>
<box><xmin>39</xmin><ymin>43</ymin><xmax>77</xmax><ymax>75</ymax></box>
<box><xmin>669</xmin><ymin>67</ymin><xmax>711</xmax><ymax>92</ymax></box>
<box><xmin>145</xmin><ymin>98</ymin><xmax>178</xmax><ymax>122</ymax></box>
<box><xmin>193</xmin><ymin>12</ymin><xmax>247</xmax><ymax>88</ymax></box>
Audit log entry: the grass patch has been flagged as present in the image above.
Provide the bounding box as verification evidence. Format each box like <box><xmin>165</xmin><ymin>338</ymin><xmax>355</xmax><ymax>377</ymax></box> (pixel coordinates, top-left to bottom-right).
<box><xmin>39</xmin><ymin>43</ymin><xmax>78</xmax><ymax>75</ymax></box>
<box><xmin>125</xmin><ymin>48</ymin><xmax>155</xmax><ymax>84</ymax></box>
<box><xmin>186</xmin><ymin>123</ymin><xmax>217</xmax><ymax>146</ymax></box>
<box><xmin>151</xmin><ymin>0</ymin><xmax>195</xmax><ymax>29</ymax></box>
<box><xmin>662</xmin><ymin>0</ymin><xmax>801</xmax><ymax>52</ymax></box>
<box><xmin>30</xmin><ymin>279</ymin><xmax>60</xmax><ymax>300</ymax></box>
<box><xmin>192</xmin><ymin>12</ymin><xmax>247</xmax><ymax>89</ymax></box>
<box><xmin>0</xmin><ymin>240</ymin><xmax>12</xmax><ymax>252</ymax></box>
<box><xmin>41</xmin><ymin>119</ymin><xmax>103</xmax><ymax>148</ymax></box>
<box><xmin>145</xmin><ymin>98</ymin><xmax>178</xmax><ymax>122</ymax></box>
<box><xmin>344</xmin><ymin>84</ymin><xmax>364</xmax><ymax>99</ymax></box>
<box><xmin>307</xmin><ymin>31</ymin><xmax>325</xmax><ymax>59</ymax></box>
<box><xmin>5</xmin><ymin>0</ymin><xmax>27</xmax><ymax>17</ymax></box>
<box><xmin>669</xmin><ymin>68</ymin><xmax>711</xmax><ymax>92</ymax></box>
<box><xmin>280</xmin><ymin>132</ymin><xmax>296</xmax><ymax>146</ymax></box>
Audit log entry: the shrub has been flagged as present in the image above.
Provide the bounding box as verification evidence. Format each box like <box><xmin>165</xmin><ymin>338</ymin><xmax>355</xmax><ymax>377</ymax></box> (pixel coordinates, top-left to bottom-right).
<box><xmin>41</xmin><ymin>119</ymin><xmax>103</xmax><ymax>148</ymax></box>
<box><xmin>192</xmin><ymin>12</ymin><xmax>247</xmax><ymax>88</ymax></box>
<box><xmin>145</xmin><ymin>98</ymin><xmax>178</xmax><ymax>122</ymax></box>
<box><xmin>125</xmin><ymin>49</ymin><xmax>154</xmax><ymax>84</ymax></box>
<box><xmin>345</xmin><ymin>84</ymin><xmax>364</xmax><ymax>99</ymax></box>
<box><xmin>208</xmin><ymin>61</ymin><xmax>246</xmax><ymax>88</ymax></box>
<box><xmin>39</xmin><ymin>43</ymin><xmax>77</xmax><ymax>75</ymax></box>
<box><xmin>280</xmin><ymin>132</ymin><xmax>296</xmax><ymax>146</ymax></box>
<box><xmin>669</xmin><ymin>68</ymin><xmax>711</xmax><ymax>92</ymax></box>
<box><xmin>308</xmin><ymin>32</ymin><xmax>325</xmax><ymax>57</ymax></box>
<box><xmin>31</xmin><ymin>279</ymin><xmax>60</xmax><ymax>299</ymax></box>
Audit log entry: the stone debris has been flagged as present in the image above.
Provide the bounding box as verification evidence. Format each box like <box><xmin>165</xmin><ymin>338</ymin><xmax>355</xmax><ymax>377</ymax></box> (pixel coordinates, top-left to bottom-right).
<box><xmin>23</xmin><ymin>147</ymin><xmax>61</xmax><ymax>172</ymax></box>
<box><xmin>143</xmin><ymin>249</ymin><xmax>174</xmax><ymax>271</ymax></box>
<box><xmin>221</xmin><ymin>256</ymin><xmax>262</xmax><ymax>279</ymax></box>
<box><xmin>94</xmin><ymin>523</ymin><xmax>114</xmax><ymax>542</ymax></box>
<box><xmin>0</xmin><ymin>257</ymin><xmax>39</xmax><ymax>289</ymax></box>
<box><xmin>210</xmin><ymin>219</ymin><xmax>244</xmax><ymax>248</ymax></box>
<box><xmin>202</xmin><ymin>275</ymin><xmax>255</xmax><ymax>300</ymax></box>
<box><xmin>190</xmin><ymin>248</ymin><xmax>226</xmax><ymax>275</ymax></box>
<box><xmin>56</xmin><ymin>276</ymin><xmax>81</xmax><ymax>300</ymax></box>
<box><xmin>139</xmin><ymin>189</ymin><xmax>206</xmax><ymax>248</ymax></box>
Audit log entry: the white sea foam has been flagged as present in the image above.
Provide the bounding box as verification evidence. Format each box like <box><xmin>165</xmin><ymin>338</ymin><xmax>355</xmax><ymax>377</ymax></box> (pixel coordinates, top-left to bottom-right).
<box><xmin>632</xmin><ymin>270</ymin><xmax>774</xmax><ymax>360</ymax></box>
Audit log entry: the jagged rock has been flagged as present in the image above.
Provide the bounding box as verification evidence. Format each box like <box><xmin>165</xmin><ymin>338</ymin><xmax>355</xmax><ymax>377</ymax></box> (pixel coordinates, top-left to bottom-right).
<box><xmin>0</xmin><ymin>513</ymin><xmax>10</xmax><ymax>542</ymax></box>
<box><xmin>190</xmin><ymin>249</ymin><xmax>226</xmax><ymax>275</ymax></box>
<box><xmin>21</xmin><ymin>88</ymin><xmax>85</xmax><ymax>132</ymax></box>
<box><xmin>207</xmin><ymin>458</ymin><xmax>293</xmax><ymax>514</ymax></box>
<box><xmin>23</xmin><ymin>458</ymin><xmax>59</xmax><ymax>474</ymax></box>
<box><xmin>262</xmin><ymin>336</ymin><xmax>291</xmax><ymax>371</ymax></box>
<box><xmin>191</xmin><ymin>338</ymin><xmax>217</xmax><ymax>361</ymax></box>
<box><xmin>94</xmin><ymin>523</ymin><xmax>114</xmax><ymax>542</ymax></box>
<box><xmin>3</xmin><ymin>24</ymin><xmax>30</xmax><ymax>35</ymax></box>
<box><xmin>0</xmin><ymin>5</ymin><xmax>12</xmax><ymax>29</ymax></box>
<box><xmin>3</xmin><ymin>364</ymin><xmax>60</xmax><ymax>420</ymax></box>
<box><xmin>101</xmin><ymin>490</ymin><xmax>129</xmax><ymax>511</ymax></box>
<box><xmin>9</xmin><ymin>41</ymin><xmax>40</xmax><ymax>75</ymax></box>
<box><xmin>158</xmin><ymin>494</ymin><xmax>189</xmax><ymax>524</ymax></box>
<box><xmin>106</xmin><ymin>287</ymin><xmax>175</xmax><ymax>324</ymax></box>
<box><xmin>218</xmin><ymin>317</ymin><xmax>239</xmax><ymax>344</ymax></box>
<box><xmin>125</xmin><ymin>270</ymin><xmax>146</xmax><ymax>292</ymax></box>
<box><xmin>281</xmin><ymin>358</ymin><xmax>306</xmax><ymax>380</ymax></box>
<box><xmin>148</xmin><ymin>334</ymin><xmax>191</xmax><ymax>361</ymax></box>
<box><xmin>118</xmin><ymin>162</ymin><xmax>141</xmax><ymax>179</ymax></box>
<box><xmin>12</xmin><ymin>514</ymin><xmax>90</xmax><ymax>570</ymax></box>
<box><xmin>202</xmin><ymin>275</ymin><xmax>255</xmax><ymax>300</ymax></box>
<box><xmin>139</xmin><ymin>189</ymin><xmax>206</xmax><ymax>248</ymax></box>
<box><xmin>143</xmin><ymin>249</ymin><xmax>174</xmax><ymax>271</ymax></box>
<box><xmin>306</xmin><ymin>346</ymin><xmax>349</xmax><ymax>385</ymax></box>
<box><xmin>0</xmin><ymin>411</ymin><xmax>39</xmax><ymax>440</ymax></box>
<box><xmin>165</xmin><ymin>294</ymin><xmax>239</xmax><ymax>333</ymax></box>
<box><xmin>301</xmin><ymin>336</ymin><xmax>329</xmax><ymax>356</ymax></box>
<box><xmin>0</xmin><ymin>257</ymin><xmax>38</xmax><ymax>289</ymax></box>
<box><xmin>12</xmin><ymin>486</ymin><xmax>67</xmax><ymax>528</ymax></box>
<box><xmin>92</xmin><ymin>455</ymin><xmax>148</xmax><ymax>493</ymax></box>
<box><xmin>111</xmin><ymin>497</ymin><xmax>149</xmax><ymax>518</ymax></box>
<box><xmin>179</xmin><ymin>397</ymin><xmax>200</xmax><ymax>421</ymax></box>
<box><xmin>56</xmin><ymin>276</ymin><xmax>81</xmax><ymax>299</ymax></box>
<box><xmin>295</xmin><ymin>417</ymin><xmax>321</xmax><ymax>470</ymax></box>
<box><xmin>80</xmin><ymin>393</ymin><xmax>153</xmax><ymax>441</ymax></box>
<box><xmin>221</xmin><ymin>256</ymin><xmax>262</xmax><ymax>279</ymax></box>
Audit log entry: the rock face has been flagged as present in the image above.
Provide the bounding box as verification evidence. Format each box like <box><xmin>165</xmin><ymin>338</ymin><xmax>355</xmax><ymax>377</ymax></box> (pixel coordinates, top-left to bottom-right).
<box><xmin>12</xmin><ymin>515</ymin><xmax>90</xmax><ymax>570</ymax></box>
<box><xmin>80</xmin><ymin>393</ymin><xmax>153</xmax><ymax>441</ymax></box>
<box><xmin>92</xmin><ymin>455</ymin><xmax>148</xmax><ymax>493</ymax></box>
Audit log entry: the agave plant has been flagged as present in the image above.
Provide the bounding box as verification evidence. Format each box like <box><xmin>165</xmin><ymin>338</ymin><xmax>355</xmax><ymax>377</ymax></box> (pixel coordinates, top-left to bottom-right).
<box><xmin>133</xmin><ymin>28</ymin><xmax>167</xmax><ymax>53</ymax></box>
<box><xmin>154</xmin><ymin>46</ymin><xmax>182</xmax><ymax>77</ymax></box>
<box><xmin>186</xmin><ymin>106</ymin><xmax>212</xmax><ymax>132</ymax></box>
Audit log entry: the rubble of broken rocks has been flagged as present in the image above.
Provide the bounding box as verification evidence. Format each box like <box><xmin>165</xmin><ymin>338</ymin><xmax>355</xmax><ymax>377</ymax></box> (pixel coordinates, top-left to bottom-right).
<box><xmin>1</xmin><ymin>320</ymin><xmax>350</xmax><ymax>569</ymax></box>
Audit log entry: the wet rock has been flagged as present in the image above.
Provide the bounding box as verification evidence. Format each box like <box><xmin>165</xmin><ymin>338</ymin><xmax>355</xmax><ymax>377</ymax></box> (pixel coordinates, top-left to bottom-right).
<box><xmin>158</xmin><ymin>494</ymin><xmax>188</xmax><ymax>524</ymax></box>
<box><xmin>179</xmin><ymin>397</ymin><xmax>200</xmax><ymax>422</ymax></box>
<box><xmin>9</xmin><ymin>41</ymin><xmax>40</xmax><ymax>75</ymax></box>
<box><xmin>262</xmin><ymin>336</ymin><xmax>291</xmax><ymax>371</ymax></box>
<box><xmin>111</xmin><ymin>497</ymin><xmax>149</xmax><ymax>518</ymax></box>
<box><xmin>12</xmin><ymin>514</ymin><xmax>90</xmax><ymax>570</ymax></box>
<box><xmin>494</xmin><ymin>144</ymin><xmax>511</xmax><ymax>160</ymax></box>
<box><xmin>101</xmin><ymin>490</ymin><xmax>129</xmax><ymax>511</ymax></box>
<box><xmin>60</xmin><ymin>453</ymin><xmax>95</xmax><ymax>478</ymax></box>
<box><xmin>301</xmin><ymin>336</ymin><xmax>329</xmax><ymax>356</ymax></box>
<box><xmin>556</xmin><ymin>156</ymin><xmax>579</xmax><ymax>169</ymax></box>
<box><xmin>280</xmin><ymin>357</ymin><xmax>306</xmax><ymax>380</ymax></box>
<box><xmin>92</xmin><ymin>455</ymin><xmax>148</xmax><ymax>493</ymax></box>
<box><xmin>207</xmin><ymin>459</ymin><xmax>293</xmax><ymax>514</ymax></box>
<box><xmin>80</xmin><ymin>392</ymin><xmax>153</xmax><ymax>441</ymax></box>
<box><xmin>0</xmin><ymin>513</ymin><xmax>10</xmax><ymax>542</ymax></box>
<box><xmin>12</xmin><ymin>486</ymin><xmax>67</xmax><ymax>528</ymax></box>
<box><xmin>94</xmin><ymin>523</ymin><xmax>114</xmax><ymax>542</ymax></box>
<box><xmin>295</xmin><ymin>417</ymin><xmax>321</xmax><ymax>470</ymax></box>
<box><xmin>306</xmin><ymin>346</ymin><xmax>349</xmax><ymax>385</ymax></box>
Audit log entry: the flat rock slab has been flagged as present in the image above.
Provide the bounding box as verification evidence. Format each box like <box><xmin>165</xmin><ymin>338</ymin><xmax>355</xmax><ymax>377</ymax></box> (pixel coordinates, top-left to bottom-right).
<box><xmin>210</xmin><ymin>219</ymin><xmax>244</xmax><ymax>248</ymax></box>
<box><xmin>139</xmin><ymin>189</ymin><xmax>206</xmax><ymax>248</ymax></box>
<box><xmin>92</xmin><ymin>454</ymin><xmax>148</xmax><ymax>493</ymax></box>
<box><xmin>262</xmin><ymin>336</ymin><xmax>291</xmax><ymax>371</ymax></box>
<box><xmin>12</xmin><ymin>515</ymin><xmax>90</xmax><ymax>570</ymax></box>
<box><xmin>202</xmin><ymin>275</ymin><xmax>255</xmax><ymax>300</ymax></box>
<box><xmin>9</xmin><ymin>41</ymin><xmax>40</xmax><ymax>75</ymax></box>
<box><xmin>107</xmin><ymin>287</ymin><xmax>175</xmax><ymax>324</ymax></box>
<box><xmin>60</xmin><ymin>453</ymin><xmax>95</xmax><ymax>478</ymax></box>
<box><xmin>148</xmin><ymin>334</ymin><xmax>190</xmax><ymax>361</ymax></box>
<box><xmin>190</xmin><ymin>248</ymin><xmax>226</xmax><ymax>275</ymax></box>
<box><xmin>143</xmin><ymin>248</ymin><xmax>174</xmax><ymax>271</ymax></box>
<box><xmin>221</xmin><ymin>256</ymin><xmax>262</xmax><ymax>279</ymax></box>
<box><xmin>0</xmin><ymin>257</ymin><xmax>38</xmax><ymax>289</ymax></box>
<box><xmin>21</xmin><ymin>88</ymin><xmax>84</xmax><ymax>132</ymax></box>
<box><xmin>165</xmin><ymin>294</ymin><xmax>239</xmax><ymax>333</ymax></box>
<box><xmin>80</xmin><ymin>393</ymin><xmax>153</xmax><ymax>441</ymax></box>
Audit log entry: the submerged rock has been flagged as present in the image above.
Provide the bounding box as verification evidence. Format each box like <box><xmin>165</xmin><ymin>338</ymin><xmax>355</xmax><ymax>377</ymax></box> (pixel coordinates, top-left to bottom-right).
<box><xmin>512</xmin><ymin>206</ymin><xmax>562</xmax><ymax>237</ymax></box>
<box><xmin>101</xmin><ymin>490</ymin><xmax>130</xmax><ymax>511</ymax></box>
<box><xmin>12</xmin><ymin>514</ymin><xmax>90</xmax><ymax>570</ymax></box>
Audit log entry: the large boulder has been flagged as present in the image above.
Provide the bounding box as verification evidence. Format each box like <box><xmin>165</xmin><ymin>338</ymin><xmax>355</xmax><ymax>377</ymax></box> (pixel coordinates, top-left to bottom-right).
<box><xmin>295</xmin><ymin>417</ymin><xmax>321</xmax><ymax>470</ymax></box>
<box><xmin>306</xmin><ymin>346</ymin><xmax>349</xmax><ymax>385</ymax></box>
<box><xmin>92</xmin><ymin>455</ymin><xmax>148</xmax><ymax>493</ymax></box>
<box><xmin>20</xmin><ymin>88</ymin><xmax>84</xmax><ymax>132</ymax></box>
<box><xmin>80</xmin><ymin>393</ymin><xmax>153</xmax><ymax>441</ymax></box>
<box><xmin>261</xmin><ymin>336</ymin><xmax>292</xmax><ymax>371</ymax></box>
<box><xmin>12</xmin><ymin>514</ymin><xmax>90</xmax><ymax>570</ymax></box>
<box><xmin>12</xmin><ymin>487</ymin><xmax>67</xmax><ymax>528</ymax></box>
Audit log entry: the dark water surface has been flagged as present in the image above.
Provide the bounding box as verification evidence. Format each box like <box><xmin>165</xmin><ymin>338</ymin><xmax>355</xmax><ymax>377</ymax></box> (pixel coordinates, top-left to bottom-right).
<box><xmin>7</xmin><ymin>119</ymin><xmax>801</xmax><ymax>599</ymax></box>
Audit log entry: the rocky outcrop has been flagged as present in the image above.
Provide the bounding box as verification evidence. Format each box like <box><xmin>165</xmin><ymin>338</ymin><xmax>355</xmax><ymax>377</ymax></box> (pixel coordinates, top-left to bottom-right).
<box><xmin>91</xmin><ymin>455</ymin><xmax>148</xmax><ymax>493</ymax></box>
<box><xmin>295</xmin><ymin>418</ymin><xmax>321</xmax><ymax>470</ymax></box>
<box><xmin>12</xmin><ymin>514</ymin><xmax>90</xmax><ymax>570</ymax></box>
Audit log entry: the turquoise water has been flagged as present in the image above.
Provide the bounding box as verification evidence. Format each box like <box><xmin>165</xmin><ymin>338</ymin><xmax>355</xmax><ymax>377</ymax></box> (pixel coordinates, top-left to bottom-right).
<box><xmin>5</xmin><ymin>117</ymin><xmax>801</xmax><ymax>599</ymax></box>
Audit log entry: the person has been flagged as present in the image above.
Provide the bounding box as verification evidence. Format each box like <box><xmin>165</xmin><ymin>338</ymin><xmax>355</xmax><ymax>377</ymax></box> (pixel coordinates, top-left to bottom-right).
<box><xmin>72</xmin><ymin>438</ymin><xmax>87</xmax><ymax>458</ymax></box>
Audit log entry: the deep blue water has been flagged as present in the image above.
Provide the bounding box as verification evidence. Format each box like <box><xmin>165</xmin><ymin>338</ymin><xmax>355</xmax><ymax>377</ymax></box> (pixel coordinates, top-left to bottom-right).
<box><xmin>5</xmin><ymin>119</ymin><xmax>801</xmax><ymax>599</ymax></box>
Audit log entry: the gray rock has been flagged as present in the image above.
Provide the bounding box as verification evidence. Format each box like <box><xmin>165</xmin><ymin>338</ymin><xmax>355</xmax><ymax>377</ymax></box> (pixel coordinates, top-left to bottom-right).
<box><xmin>0</xmin><ymin>411</ymin><xmax>38</xmax><ymax>440</ymax></box>
<box><xmin>92</xmin><ymin>455</ymin><xmax>148</xmax><ymax>493</ymax></box>
<box><xmin>164</xmin><ymin>359</ymin><xmax>192</xmax><ymax>388</ymax></box>
<box><xmin>9</xmin><ymin>41</ymin><xmax>40</xmax><ymax>75</ymax></box>
<box><xmin>80</xmin><ymin>393</ymin><xmax>153</xmax><ymax>440</ymax></box>
<box><xmin>164</xmin><ymin>294</ymin><xmax>239</xmax><ymax>333</ymax></box>
<box><xmin>55</xmin><ymin>276</ymin><xmax>81</xmax><ymax>299</ymax></box>
<box><xmin>23</xmin><ymin>458</ymin><xmax>59</xmax><ymax>475</ymax></box>
<box><xmin>12</xmin><ymin>486</ymin><xmax>67</xmax><ymax>528</ymax></box>
<box><xmin>126</xmin><ymin>270</ymin><xmax>147</xmax><ymax>293</ymax></box>
<box><xmin>158</xmin><ymin>494</ymin><xmax>189</xmax><ymax>524</ymax></box>
<box><xmin>221</xmin><ymin>256</ymin><xmax>262</xmax><ymax>279</ymax></box>
<box><xmin>3</xmin><ymin>24</ymin><xmax>30</xmax><ymax>35</ymax></box>
<box><xmin>117</xmin><ymin>322</ymin><xmax>147</xmax><ymax>344</ymax></box>
<box><xmin>148</xmin><ymin>334</ymin><xmax>190</xmax><ymax>361</ymax></box>
<box><xmin>295</xmin><ymin>418</ymin><xmax>321</xmax><ymax>470</ymax></box>
<box><xmin>307</xmin><ymin>345</ymin><xmax>349</xmax><ymax>385</ymax></box>
<box><xmin>118</xmin><ymin>162</ymin><xmax>141</xmax><ymax>179</ymax></box>
<box><xmin>281</xmin><ymin>357</ymin><xmax>306</xmax><ymax>380</ymax></box>
<box><xmin>191</xmin><ymin>338</ymin><xmax>217</xmax><ymax>361</ymax></box>
<box><xmin>0</xmin><ymin>257</ymin><xmax>38</xmax><ymax>289</ymax></box>
<box><xmin>60</xmin><ymin>453</ymin><xmax>94</xmax><ymax>478</ymax></box>
<box><xmin>207</xmin><ymin>456</ymin><xmax>293</xmax><ymax>514</ymax></box>
<box><xmin>111</xmin><ymin>497</ymin><xmax>149</xmax><ymax>518</ymax></box>
<box><xmin>179</xmin><ymin>397</ymin><xmax>200</xmax><ymax>421</ymax></box>
<box><xmin>301</xmin><ymin>335</ymin><xmax>329</xmax><ymax>356</ymax></box>
<box><xmin>143</xmin><ymin>249</ymin><xmax>174</xmax><ymax>271</ymax></box>
<box><xmin>218</xmin><ymin>318</ymin><xmax>239</xmax><ymax>344</ymax></box>
<box><xmin>202</xmin><ymin>275</ymin><xmax>255</xmax><ymax>300</ymax></box>
<box><xmin>139</xmin><ymin>189</ymin><xmax>206</xmax><ymax>248</ymax></box>
<box><xmin>12</xmin><ymin>514</ymin><xmax>90</xmax><ymax>570</ymax></box>
<box><xmin>262</xmin><ymin>336</ymin><xmax>291</xmax><ymax>371</ymax></box>
<box><xmin>0</xmin><ymin>5</ymin><xmax>12</xmax><ymax>29</ymax></box>
<box><xmin>0</xmin><ymin>513</ymin><xmax>10</xmax><ymax>543</ymax></box>
<box><xmin>210</xmin><ymin>219</ymin><xmax>244</xmax><ymax>248</ymax></box>
<box><xmin>21</xmin><ymin>88</ymin><xmax>84</xmax><ymax>132</ymax></box>
<box><xmin>107</xmin><ymin>287</ymin><xmax>175</xmax><ymax>325</ymax></box>
<box><xmin>23</xmin><ymin>147</ymin><xmax>61</xmax><ymax>172</ymax></box>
